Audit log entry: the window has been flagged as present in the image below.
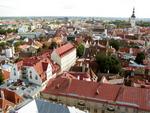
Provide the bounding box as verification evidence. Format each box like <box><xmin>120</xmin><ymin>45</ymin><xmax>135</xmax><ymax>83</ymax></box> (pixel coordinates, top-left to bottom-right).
<box><xmin>94</xmin><ymin>109</ymin><xmax>97</xmax><ymax>113</ymax></box>
<box><xmin>101</xmin><ymin>110</ymin><xmax>105</xmax><ymax>113</ymax></box>
<box><xmin>35</xmin><ymin>75</ymin><xmax>38</xmax><ymax>80</ymax></box>
<box><xmin>14</xmin><ymin>72</ymin><xmax>16</xmax><ymax>76</ymax></box>
<box><xmin>125</xmin><ymin>107</ymin><xmax>128</xmax><ymax>112</ymax></box>
<box><xmin>117</xmin><ymin>106</ymin><xmax>120</xmax><ymax>110</ymax></box>
<box><xmin>30</xmin><ymin>75</ymin><xmax>32</xmax><ymax>79</ymax></box>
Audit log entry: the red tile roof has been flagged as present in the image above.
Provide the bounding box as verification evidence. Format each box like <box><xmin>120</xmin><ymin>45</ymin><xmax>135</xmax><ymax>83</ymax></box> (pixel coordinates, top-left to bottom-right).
<box><xmin>0</xmin><ymin>88</ymin><xmax>22</xmax><ymax>104</ymax></box>
<box><xmin>15</xmin><ymin>52</ymin><xmax>60</xmax><ymax>82</ymax></box>
<box><xmin>116</xmin><ymin>87</ymin><xmax>150</xmax><ymax>111</ymax></box>
<box><xmin>55</xmin><ymin>43</ymin><xmax>75</xmax><ymax>57</ymax></box>
<box><xmin>43</xmin><ymin>77</ymin><xmax>121</xmax><ymax>102</ymax></box>
<box><xmin>42</xmin><ymin>77</ymin><xmax>150</xmax><ymax>111</ymax></box>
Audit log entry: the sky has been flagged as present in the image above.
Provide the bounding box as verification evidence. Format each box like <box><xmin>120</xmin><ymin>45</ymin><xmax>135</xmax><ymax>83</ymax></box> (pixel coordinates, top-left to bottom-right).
<box><xmin>0</xmin><ymin>0</ymin><xmax>150</xmax><ymax>18</ymax></box>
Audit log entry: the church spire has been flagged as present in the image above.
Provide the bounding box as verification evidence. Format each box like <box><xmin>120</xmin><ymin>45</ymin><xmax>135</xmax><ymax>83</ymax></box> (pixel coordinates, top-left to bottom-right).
<box><xmin>131</xmin><ymin>7</ymin><xmax>136</xmax><ymax>18</ymax></box>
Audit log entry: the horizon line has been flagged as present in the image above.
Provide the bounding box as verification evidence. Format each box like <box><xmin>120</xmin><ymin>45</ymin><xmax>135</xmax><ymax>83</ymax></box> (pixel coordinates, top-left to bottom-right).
<box><xmin>0</xmin><ymin>16</ymin><xmax>150</xmax><ymax>19</ymax></box>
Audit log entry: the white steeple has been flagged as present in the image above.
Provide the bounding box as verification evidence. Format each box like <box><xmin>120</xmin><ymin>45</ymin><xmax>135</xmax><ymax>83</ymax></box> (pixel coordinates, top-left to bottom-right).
<box><xmin>130</xmin><ymin>7</ymin><xmax>136</xmax><ymax>28</ymax></box>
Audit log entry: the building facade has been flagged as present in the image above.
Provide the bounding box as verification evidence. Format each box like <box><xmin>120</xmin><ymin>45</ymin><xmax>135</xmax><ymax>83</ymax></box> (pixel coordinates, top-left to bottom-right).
<box><xmin>51</xmin><ymin>43</ymin><xmax>76</xmax><ymax>71</ymax></box>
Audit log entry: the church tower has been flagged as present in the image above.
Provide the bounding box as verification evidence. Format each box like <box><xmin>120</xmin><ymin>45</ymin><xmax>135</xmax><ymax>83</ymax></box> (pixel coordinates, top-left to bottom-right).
<box><xmin>130</xmin><ymin>8</ymin><xmax>136</xmax><ymax>28</ymax></box>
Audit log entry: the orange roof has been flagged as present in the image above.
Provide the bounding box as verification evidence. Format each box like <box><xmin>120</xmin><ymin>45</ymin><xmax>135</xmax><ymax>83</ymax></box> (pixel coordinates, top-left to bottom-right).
<box><xmin>15</xmin><ymin>52</ymin><xmax>60</xmax><ymax>80</ymax></box>
<box><xmin>2</xmin><ymin>70</ymin><xmax>10</xmax><ymax>80</ymax></box>
<box><xmin>19</xmin><ymin>44</ymin><xmax>30</xmax><ymax>49</ymax></box>
<box><xmin>60</xmin><ymin>71</ymin><xmax>91</xmax><ymax>81</ymax></box>
<box><xmin>55</xmin><ymin>43</ymin><xmax>75</xmax><ymax>57</ymax></box>
<box><xmin>0</xmin><ymin>88</ymin><xmax>22</xmax><ymax>104</ymax></box>
<box><xmin>0</xmin><ymin>99</ymin><xmax>14</xmax><ymax>112</ymax></box>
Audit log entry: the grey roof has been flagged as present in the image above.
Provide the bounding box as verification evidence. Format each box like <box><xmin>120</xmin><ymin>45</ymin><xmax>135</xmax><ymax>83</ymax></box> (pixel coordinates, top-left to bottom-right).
<box><xmin>35</xmin><ymin>100</ymin><xmax>71</xmax><ymax>113</ymax></box>
<box><xmin>16</xmin><ymin>99</ymin><xmax>86</xmax><ymax>113</ymax></box>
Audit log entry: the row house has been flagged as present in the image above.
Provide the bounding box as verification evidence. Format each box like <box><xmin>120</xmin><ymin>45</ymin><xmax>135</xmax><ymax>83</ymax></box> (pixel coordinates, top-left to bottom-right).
<box><xmin>41</xmin><ymin>77</ymin><xmax>150</xmax><ymax>113</ymax></box>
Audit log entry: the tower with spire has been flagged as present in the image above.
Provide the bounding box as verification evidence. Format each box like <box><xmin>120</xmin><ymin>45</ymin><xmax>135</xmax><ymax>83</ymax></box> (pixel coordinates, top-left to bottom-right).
<box><xmin>130</xmin><ymin>7</ymin><xmax>136</xmax><ymax>28</ymax></box>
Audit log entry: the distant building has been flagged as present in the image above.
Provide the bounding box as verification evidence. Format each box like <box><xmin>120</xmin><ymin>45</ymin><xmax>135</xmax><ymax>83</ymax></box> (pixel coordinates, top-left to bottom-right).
<box><xmin>18</xmin><ymin>25</ymin><xmax>29</xmax><ymax>33</ymax></box>
<box><xmin>5</xmin><ymin>46</ymin><xmax>15</xmax><ymax>58</ymax></box>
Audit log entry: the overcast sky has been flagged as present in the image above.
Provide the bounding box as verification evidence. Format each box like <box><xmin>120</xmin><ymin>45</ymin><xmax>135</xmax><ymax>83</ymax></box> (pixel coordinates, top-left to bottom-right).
<box><xmin>0</xmin><ymin>0</ymin><xmax>149</xmax><ymax>18</ymax></box>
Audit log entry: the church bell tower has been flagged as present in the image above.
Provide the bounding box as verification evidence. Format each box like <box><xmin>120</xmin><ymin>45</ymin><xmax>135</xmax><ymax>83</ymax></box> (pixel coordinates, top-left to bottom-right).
<box><xmin>130</xmin><ymin>8</ymin><xmax>136</xmax><ymax>28</ymax></box>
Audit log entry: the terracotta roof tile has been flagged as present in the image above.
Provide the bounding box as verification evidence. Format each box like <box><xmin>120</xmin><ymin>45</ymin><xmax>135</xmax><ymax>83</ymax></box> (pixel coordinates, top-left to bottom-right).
<box><xmin>55</xmin><ymin>43</ymin><xmax>75</xmax><ymax>57</ymax></box>
<box><xmin>0</xmin><ymin>88</ymin><xmax>22</xmax><ymax>104</ymax></box>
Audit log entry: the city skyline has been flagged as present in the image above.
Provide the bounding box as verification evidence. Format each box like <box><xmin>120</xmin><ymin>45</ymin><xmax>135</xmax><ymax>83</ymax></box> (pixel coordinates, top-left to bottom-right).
<box><xmin>0</xmin><ymin>0</ymin><xmax>150</xmax><ymax>18</ymax></box>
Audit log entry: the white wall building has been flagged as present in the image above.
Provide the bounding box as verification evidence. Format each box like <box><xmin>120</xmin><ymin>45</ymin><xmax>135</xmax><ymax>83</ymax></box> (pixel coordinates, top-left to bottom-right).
<box><xmin>22</xmin><ymin>58</ymin><xmax>53</xmax><ymax>86</ymax></box>
<box><xmin>5</xmin><ymin>46</ymin><xmax>15</xmax><ymax>58</ymax></box>
<box><xmin>2</xmin><ymin>63</ymin><xmax>20</xmax><ymax>81</ymax></box>
<box><xmin>51</xmin><ymin>43</ymin><xmax>76</xmax><ymax>71</ymax></box>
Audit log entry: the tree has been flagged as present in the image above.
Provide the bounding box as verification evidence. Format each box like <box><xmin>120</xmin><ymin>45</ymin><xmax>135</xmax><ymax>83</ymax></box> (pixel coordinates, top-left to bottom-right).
<box><xmin>42</xmin><ymin>44</ymin><xmax>49</xmax><ymax>49</ymax></box>
<box><xmin>135</xmin><ymin>52</ymin><xmax>145</xmax><ymax>64</ymax></box>
<box><xmin>0</xmin><ymin>42</ymin><xmax>6</xmax><ymax>49</ymax></box>
<box><xmin>96</xmin><ymin>53</ymin><xmax>121</xmax><ymax>74</ymax></box>
<box><xmin>14</xmin><ymin>40</ymin><xmax>25</xmax><ymax>52</ymax></box>
<box><xmin>49</xmin><ymin>41</ymin><xmax>57</xmax><ymax>49</ymax></box>
<box><xmin>77</xmin><ymin>43</ymin><xmax>85</xmax><ymax>57</ymax></box>
<box><xmin>109</xmin><ymin>39</ymin><xmax>120</xmax><ymax>51</ymax></box>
